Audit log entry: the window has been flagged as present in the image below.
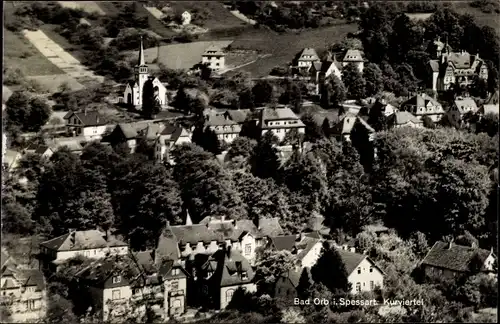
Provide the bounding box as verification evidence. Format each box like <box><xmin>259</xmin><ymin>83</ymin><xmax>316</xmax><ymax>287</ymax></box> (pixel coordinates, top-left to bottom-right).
<box><xmin>356</xmin><ymin>282</ymin><xmax>361</xmax><ymax>292</ymax></box>
<box><xmin>112</xmin><ymin>276</ymin><xmax>121</xmax><ymax>284</ymax></box>
<box><xmin>172</xmin><ymin>268</ymin><xmax>179</xmax><ymax>276</ymax></box>
<box><xmin>369</xmin><ymin>267</ymin><xmax>373</xmax><ymax>273</ymax></box>
<box><xmin>242</xmin><ymin>271</ymin><xmax>248</xmax><ymax>280</ymax></box>
<box><xmin>85</xmin><ymin>251</ymin><xmax>90</xmax><ymax>257</ymax></box>
<box><xmin>226</xmin><ymin>289</ymin><xmax>235</xmax><ymax>302</ymax></box>
<box><xmin>171</xmin><ymin>280</ymin><xmax>179</xmax><ymax>290</ymax></box>
<box><xmin>216</xmin><ymin>63</ymin><xmax>219</xmax><ymax>66</ymax></box>
<box><xmin>26</xmin><ymin>300</ymin><xmax>36</xmax><ymax>310</ymax></box>
<box><xmin>370</xmin><ymin>281</ymin><xmax>374</xmax><ymax>290</ymax></box>
<box><xmin>112</xmin><ymin>289</ymin><xmax>121</xmax><ymax>300</ymax></box>
<box><xmin>357</xmin><ymin>267</ymin><xmax>361</xmax><ymax>274</ymax></box>
<box><xmin>245</xmin><ymin>244</ymin><xmax>251</xmax><ymax>255</ymax></box>
<box><xmin>94</xmin><ymin>250</ymin><xmax>97</xmax><ymax>255</ymax></box>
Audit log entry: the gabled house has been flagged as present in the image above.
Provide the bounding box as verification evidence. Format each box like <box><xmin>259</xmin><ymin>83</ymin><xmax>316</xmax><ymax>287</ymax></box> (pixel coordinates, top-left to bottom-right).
<box><xmin>22</xmin><ymin>144</ymin><xmax>54</xmax><ymax>159</ymax></box>
<box><xmin>157</xmin><ymin>258</ymin><xmax>189</xmax><ymax>318</ymax></box>
<box><xmin>428</xmin><ymin>41</ymin><xmax>488</xmax><ymax>92</ymax></box>
<box><xmin>330</xmin><ymin>114</ymin><xmax>375</xmax><ymax>142</ymax></box>
<box><xmin>387</xmin><ymin>111</ymin><xmax>423</xmax><ymax>129</ymax></box>
<box><xmin>105</xmin><ymin>122</ymin><xmax>153</xmax><ymax>153</ymax></box>
<box><xmin>268</xmin><ymin>235</ymin><xmax>297</xmax><ymax>252</ymax></box>
<box><xmin>342</xmin><ymin>49</ymin><xmax>365</xmax><ymax>73</ymax></box>
<box><xmin>260</xmin><ymin>107</ymin><xmax>305</xmax><ymax>142</ymax></box>
<box><xmin>1</xmin><ymin>251</ymin><xmax>47</xmax><ymax>323</ymax></box>
<box><xmin>197</xmin><ymin>248</ymin><xmax>256</xmax><ymax>310</ymax></box>
<box><xmin>63</xmin><ymin>110</ymin><xmax>110</xmax><ymax>140</ymax></box>
<box><xmin>273</xmin><ymin>269</ymin><xmax>304</xmax><ymax>302</ymax></box>
<box><xmin>202</xmin><ymin>45</ymin><xmax>226</xmax><ymax>71</ymax></box>
<box><xmin>292</xmin><ymin>236</ymin><xmax>323</xmax><ymax>270</ymax></box>
<box><xmin>367</xmin><ymin>98</ymin><xmax>398</xmax><ymax>117</ymax></box>
<box><xmin>294</xmin><ymin>48</ymin><xmax>320</xmax><ymax>72</ymax></box>
<box><xmin>400</xmin><ymin>93</ymin><xmax>445</xmax><ymax>122</ymax></box>
<box><xmin>203</xmin><ymin>114</ymin><xmax>241</xmax><ymax>144</ymax></box>
<box><xmin>447</xmin><ymin>97</ymin><xmax>479</xmax><ymax>125</ymax></box>
<box><xmin>73</xmin><ymin>254</ymin><xmax>165</xmax><ymax>321</ymax></box>
<box><xmin>309</xmin><ymin>54</ymin><xmax>343</xmax><ymax>94</ymax></box>
<box><xmin>421</xmin><ymin>241</ymin><xmax>497</xmax><ymax>279</ymax></box>
<box><xmin>44</xmin><ymin>137</ymin><xmax>84</xmax><ymax>155</ymax></box>
<box><xmin>157</xmin><ymin>215</ymin><xmax>284</xmax><ymax>266</ymax></box>
<box><xmin>154</xmin><ymin>123</ymin><xmax>192</xmax><ymax>164</ymax></box>
<box><xmin>335</xmin><ymin>247</ymin><xmax>385</xmax><ymax>294</ymax></box>
<box><xmin>39</xmin><ymin>229</ymin><xmax>129</xmax><ymax>272</ymax></box>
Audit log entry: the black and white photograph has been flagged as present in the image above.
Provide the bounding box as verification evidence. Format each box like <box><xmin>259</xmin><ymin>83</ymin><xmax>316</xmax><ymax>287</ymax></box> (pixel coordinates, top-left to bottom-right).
<box><xmin>1</xmin><ymin>1</ymin><xmax>499</xmax><ymax>323</ymax></box>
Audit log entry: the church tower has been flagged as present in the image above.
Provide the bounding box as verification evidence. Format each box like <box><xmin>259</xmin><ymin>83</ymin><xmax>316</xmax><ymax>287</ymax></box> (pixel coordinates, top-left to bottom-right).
<box><xmin>135</xmin><ymin>37</ymin><xmax>149</xmax><ymax>106</ymax></box>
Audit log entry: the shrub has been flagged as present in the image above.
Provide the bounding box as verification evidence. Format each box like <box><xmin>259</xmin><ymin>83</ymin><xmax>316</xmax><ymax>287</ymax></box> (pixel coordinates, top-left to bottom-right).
<box><xmin>3</xmin><ymin>67</ymin><xmax>25</xmax><ymax>86</ymax></box>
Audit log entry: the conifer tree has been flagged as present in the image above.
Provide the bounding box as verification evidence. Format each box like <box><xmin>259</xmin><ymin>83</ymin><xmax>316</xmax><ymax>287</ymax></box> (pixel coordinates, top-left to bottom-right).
<box><xmin>297</xmin><ymin>268</ymin><xmax>312</xmax><ymax>299</ymax></box>
<box><xmin>311</xmin><ymin>242</ymin><xmax>351</xmax><ymax>294</ymax></box>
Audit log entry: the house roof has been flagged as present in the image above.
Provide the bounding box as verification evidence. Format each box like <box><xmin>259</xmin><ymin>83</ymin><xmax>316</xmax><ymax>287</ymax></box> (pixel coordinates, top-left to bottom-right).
<box><xmin>205</xmin><ymin>115</ymin><xmax>239</xmax><ymax>127</ymax></box>
<box><xmin>262</xmin><ymin>107</ymin><xmax>302</xmax><ymax>121</ymax></box>
<box><xmin>270</xmin><ymin>235</ymin><xmax>297</xmax><ymax>251</ymax></box>
<box><xmin>331</xmin><ymin>115</ymin><xmax>375</xmax><ymax>135</ymax></box>
<box><xmin>421</xmin><ymin>241</ymin><xmax>493</xmax><ymax>273</ymax></box>
<box><xmin>446</xmin><ymin>52</ymin><xmax>475</xmax><ymax>69</ymax></box>
<box><xmin>343</xmin><ymin>49</ymin><xmax>364</xmax><ymax>62</ymax></box>
<box><xmin>40</xmin><ymin>230</ymin><xmax>128</xmax><ymax>252</ymax></box>
<box><xmin>298</xmin><ymin>48</ymin><xmax>320</xmax><ymax>61</ymax></box>
<box><xmin>388</xmin><ymin>111</ymin><xmax>422</xmax><ymax>126</ymax></box>
<box><xmin>209</xmin><ymin>249</ymin><xmax>255</xmax><ymax>287</ymax></box>
<box><xmin>116</xmin><ymin>122</ymin><xmax>149</xmax><ymax>139</ymax></box>
<box><xmin>203</xmin><ymin>45</ymin><xmax>225</xmax><ymax>56</ymax></box>
<box><xmin>225</xmin><ymin>110</ymin><xmax>250</xmax><ymax>124</ymax></box>
<box><xmin>336</xmin><ymin>248</ymin><xmax>367</xmax><ymax>275</ymax></box>
<box><xmin>295</xmin><ymin>236</ymin><xmax>322</xmax><ymax>261</ymax></box>
<box><xmin>64</xmin><ymin>111</ymin><xmax>108</xmax><ymax>127</ymax></box>
<box><xmin>402</xmin><ymin>93</ymin><xmax>441</xmax><ymax>109</ymax></box>
<box><xmin>454</xmin><ymin>98</ymin><xmax>478</xmax><ymax>114</ymax></box>
<box><xmin>45</xmin><ymin>138</ymin><xmax>84</xmax><ymax>152</ymax></box>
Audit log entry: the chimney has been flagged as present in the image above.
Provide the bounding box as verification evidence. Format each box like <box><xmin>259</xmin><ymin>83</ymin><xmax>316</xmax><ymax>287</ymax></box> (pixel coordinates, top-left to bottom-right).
<box><xmin>476</xmin><ymin>52</ymin><xmax>480</xmax><ymax>60</ymax></box>
<box><xmin>226</xmin><ymin>245</ymin><xmax>232</xmax><ymax>260</ymax></box>
<box><xmin>448</xmin><ymin>239</ymin><xmax>454</xmax><ymax>250</ymax></box>
<box><xmin>221</xmin><ymin>216</ymin><xmax>225</xmax><ymax>222</ymax></box>
<box><xmin>84</xmin><ymin>109</ymin><xmax>87</xmax><ymax>116</ymax></box>
<box><xmin>471</xmin><ymin>241</ymin><xmax>477</xmax><ymax>249</ymax></box>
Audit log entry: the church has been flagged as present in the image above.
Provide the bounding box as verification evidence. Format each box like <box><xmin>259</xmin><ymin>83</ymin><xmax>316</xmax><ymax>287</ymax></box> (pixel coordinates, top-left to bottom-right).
<box><xmin>122</xmin><ymin>37</ymin><xmax>168</xmax><ymax>109</ymax></box>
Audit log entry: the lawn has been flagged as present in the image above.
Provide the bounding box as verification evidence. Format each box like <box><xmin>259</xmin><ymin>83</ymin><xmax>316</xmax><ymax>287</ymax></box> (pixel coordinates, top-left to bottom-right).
<box><xmin>166</xmin><ymin>1</ymin><xmax>248</xmax><ymax>32</ymax></box>
<box><xmin>3</xmin><ymin>29</ymin><xmax>64</xmax><ymax>76</ymax></box>
<box><xmin>227</xmin><ymin>22</ymin><xmax>358</xmax><ymax>77</ymax></box>
<box><xmin>126</xmin><ymin>40</ymin><xmax>234</xmax><ymax>70</ymax></box>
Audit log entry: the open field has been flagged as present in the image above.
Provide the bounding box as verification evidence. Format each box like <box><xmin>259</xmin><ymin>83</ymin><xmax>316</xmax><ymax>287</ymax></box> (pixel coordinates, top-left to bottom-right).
<box><xmin>126</xmin><ymin>40</ymin><xmax>234</xmax><ymax>70</ymax></box>
<box><xmin>4</xmin><ymin>29</ymin><xmax>63</xmax><ymax>76</ymax></box>
<box><xmin>22</xmin><ymin>29</ymin><xmax>104</xmax><ymax>85</ymax></box>
<box><xmin>58</xmin><ymin>1</ymin><xmax>106</xmax><ymax>15</ymax></box>
<box><xmin>136</xmin><ymin>4</ymin><xmax>178</xmax><ymax>39</ymax></box>
<box><xmin>27</xmin><ymin>74</ymin><xmax>84</xmax><ymax>92</ymax></box>
<box><xmin>166</xmin><ymin>1</ymin><xmax>247</xmax><ymax>32</ymax></box>
<box><xmin>450</xmin><ymin>1</ymin><xmax>500</xmax><ymax>30</ymax></box>
<box><xmin>226</xmin><ymin>22</ymin><xmax>357</xmax><ymax>77</ymax></box>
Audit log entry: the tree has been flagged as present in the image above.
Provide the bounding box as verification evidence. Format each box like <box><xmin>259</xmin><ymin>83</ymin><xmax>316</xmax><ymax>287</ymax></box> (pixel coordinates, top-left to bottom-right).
<box><xmin>112</xmin><ymin>162</ymin><xmax>182</xmax><ymax>250</ymax></box>
<box><xmin>476</xmin><ymin>113</ymin><xmax>499</xmax><ymax>137</ymax></box>
<box><xmin>5</xmin><ymin>91</ymin><xmax>51</xmax><ymax>133</ymax></box>
<box><xmin>301</xmin><ymin>113</ymin><xmax>324</xmax><ymax>143</ymax></box>
<box><xmin>395</xmin><ymin>63</ymin><xmax>419</xmax><ymax>95</ymax></box>
<box><xmin>279</xmin><ymin>79</ymin><xmax>303</xmax><ymax>113</ymax></box>
<box><xmin>141</xmin><ymin>78</ymin><xmax>161</xmax><ymax>118</ymax></box>
<box><xmin>252</xmin><ymin>80</ymin><xmax>275</xmax><ymax>106</ymax></box>
<box><xmin>363</xmin><ymin>63</ymin><xmax>384</xmax><ymax>97</ymax></box>
<box><xmin>296</xmin><ymin>268</ymin><xmax>313</xmax><ymax>299</ymax></box>
<box><xmin>389</xmin><ymin>14</ymin><xmax>424</xmax><ymax>63</ymax></box>
<box><xmin>250</xmin><ymin>132</ymin><xmax>280</xmax><ymax>179</ymax></box>
<box><xmin>311</xmin><ymin>242</ymin><xmax>351</xmax><ymax>294</ymax></box>
<box><xmin>328</xmin><ymin>75</ymin><xmax>347</xmax><ymax>107</ymax></box>
<box><xmin>367</xmin><ymin>100</ymin><xmax>388</xmax><ymax>132</ymax></box>
<box><xmin>227</xmin><ymin>137</ymin><xmax>257</xmax><ymax>161</ymax></box>
<box><xmin>281</xmin><ymin>308</ymin><xmax>306</xmax><ymax>323</ymax></box>
<box><xmin>342</xmin><ymin>63</ymin><xmax>366</xmax><ymax>100</ymax></box>
<box><xmin>254</xmin><ymin>249</ymin><xmax>295</xmax><ymax>295</ymax></box>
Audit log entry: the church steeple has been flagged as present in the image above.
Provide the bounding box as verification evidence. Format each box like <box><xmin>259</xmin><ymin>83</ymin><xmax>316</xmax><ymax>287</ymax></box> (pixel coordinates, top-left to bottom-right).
<box><xmin>137</xmin><ymin>36</ymin><xmax>146</xmax><ymax>67</ymax></box>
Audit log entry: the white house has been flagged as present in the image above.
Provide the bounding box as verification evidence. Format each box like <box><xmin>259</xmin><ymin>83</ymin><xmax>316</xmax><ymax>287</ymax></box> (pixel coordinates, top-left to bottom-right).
<box><xmin>203</xmin><ymin>114</ymin><xmax>241</xmax><ymax>144</ymax></box>
<box><xmin>400</xmin><ymin>93</ymin><xmax>445</xmax><ymax>122</ymax></box>
<box><xmin>336</xmin><ymin>248</ymin><xmax>385</xmax><ymax>294</ymax></box>
<box><xmin>63</xmin><ymin>110</ymin><xmax>110</xmax><ymax>141</ymax></box>
<box><xmin>310</xmin><ymin>55</ymin><xmax>343</xmax><ymax>94</ymax></box>
<box><xmin>181</xmin><ymin>11</ymin><xmax>191</xmax><ymax>25</ymax></box>
<box><xmin>294</xmin><ymin>48</ymin><xmax>320</xmax><ymax>72</ymax></box>
<box><xmin>154</xmin><ymin>123</ymin><xmax>192</xmax><ymax>163</ymax></box>
<box><xmin>293</xmin><ymin>236</ymin><xmax>323</xmax><ymax>270</ymax></box>
<box><xmin>201</xmin><ymin>45</ymin><xmax>226</xmax><ymax>71</ymax></box>
<box><xmin>260</xmin><ymin>107</ymin><xmax>306</xmax><ymax>142</ymax></box>
<box><xmin>122</xmin><ymin>38</ymin><xmax>168</xmax><ymax>108</ymax></box>
<box><xmin>342</xmin><ymin>49</ymin><xmax>365</xmax><ymax>73</ymax></box>
<box><xmin>39</xmin><ymin>229</ymin><xmax>129</xmax><ymax>272</ymax></box>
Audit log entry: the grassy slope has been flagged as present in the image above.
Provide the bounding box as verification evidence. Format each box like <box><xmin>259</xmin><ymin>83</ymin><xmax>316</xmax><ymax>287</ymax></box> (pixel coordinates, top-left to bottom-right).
<box><xmin>167</xmin><ymin>1</ymin><xmax>247</xmax><ymax>32</ymax></box>
<box><xmin>227</xmin><ymin>22</ymin><xmax>358</xmax><ymax>77</ymax></box>
<box><xmin>450</xmin><ymin>2</ymin><xmax>499</xmax><ymax>30</ymax></box>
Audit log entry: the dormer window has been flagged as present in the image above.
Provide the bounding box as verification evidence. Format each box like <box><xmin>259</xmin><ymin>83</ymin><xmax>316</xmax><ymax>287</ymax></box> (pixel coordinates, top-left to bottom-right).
<box><xmin>242</xmin><ymin>271</ymin><xmax>248</xmax><ymax>280</ymax></box>
<box><xmin>112</xmin><ymin>276</ymin><xmax>121</xmax><ymax>284</ymax></box>
<box><xmin>172</xmin><ymin>268</ymin><xmax>179</xmax><ymax>276</ymax></box>
<box><xmin>207</xmin><ymin>270</ymin><xmax>214</xmax><ymax>278</ymax></box>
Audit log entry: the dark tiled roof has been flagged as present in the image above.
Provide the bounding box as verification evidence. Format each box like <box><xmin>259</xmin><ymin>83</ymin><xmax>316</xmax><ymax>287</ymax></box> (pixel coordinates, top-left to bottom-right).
<box><xmin>421</xmin><ymin>241</ymin><xmax>493</xmax><ymax>273</ymax></box>
<box><xmin>225</xmin><ymin>110</ymin><xmax>250</xmax><ymax>124</ymax></box>
<box><xmin>343</xmin><ymin>49</ymin><xmax>364</xmax><ymax>62</ymax></box>
<box><xmin>262</xmin><ymin>107</ymin><xmax>301</xmax><ymax>121</ymax></box>
<box><xmin>388</xmin><ymin>111</ymin><xmax>422</xmax><ymax>126</ymax></box>
<box><xmin>65</xmin><ymin>111</ymin><xmax>108</xmax><ymax>126</ymax></box>
<box><xmin>208</xmin><ymin>249</ymin><xmax>255</xmax><ymax>287</ymax></box>
<box><xmin>257</xmin><ymin>217</ymin><xmax>284</xmax><ymax>237</ymax></box>
<box><xmin>40</xmin><ymin>230</ymin><xmax>127</xmax><ymax>251</ymax></box>
<box><xmin>298</xmin><ymin>48</ymin><xmax>320</xmax><ymax>61</ymax></box>
<box><xmin>295</xmin><ymin>237</ymin><xmax>321</xmax><ymax>261</ymax></box>
<box><xmin>336</xmin><ymin>248</ymin><xmax>367</xmax><ymax>274</ymax></box>
<box><xmin>270</xmin><ymin>235</ymin><xmax>297</xmax><ymax>251</ymax></box>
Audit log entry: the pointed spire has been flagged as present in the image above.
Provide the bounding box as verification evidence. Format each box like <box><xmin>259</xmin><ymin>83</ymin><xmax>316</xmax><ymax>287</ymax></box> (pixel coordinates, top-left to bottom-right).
<box><xmin>185</xmin><ymin>210</ymin><xmax>193</xmax><ymax>226</ymax></box>
<box><xmin>138</xmin><ymin>36</ymin><xmax>145</xmax><ymax>67</ymax></box>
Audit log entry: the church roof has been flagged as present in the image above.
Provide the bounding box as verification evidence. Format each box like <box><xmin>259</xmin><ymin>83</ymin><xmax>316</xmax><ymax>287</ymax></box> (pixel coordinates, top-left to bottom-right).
<box><xmin>137</xmin><ymin>36</ymin><xmax>146</xmax><ymax>67</ymax></box>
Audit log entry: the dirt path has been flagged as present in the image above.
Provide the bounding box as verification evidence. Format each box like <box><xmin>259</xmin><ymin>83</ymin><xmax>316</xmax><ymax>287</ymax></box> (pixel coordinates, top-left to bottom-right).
<box><xmin>229</xmin><ymin>10</ymin><xmax>257</xmax><ymax>25</ymax></box>
<box><xmin>22</xmin><ymin>29</ymin><xmax>104</xmax><ymax>86</ymax></box>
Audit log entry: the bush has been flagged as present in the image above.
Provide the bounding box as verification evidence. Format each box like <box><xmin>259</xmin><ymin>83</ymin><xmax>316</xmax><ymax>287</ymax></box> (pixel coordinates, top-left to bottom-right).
<box><xmin>270</xmin><ymin>66</ymin><xmax>289</xmax><ymax>77</ymax></box>
<box><xmin>174</xmin><ymin>32</ymin><xmax>198</xmax><ymax>43</ymax></box>
<box><xmin>3</xmin><ymin>67</ymin><xmax>25</xmax><ymax>86</ymax></box>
